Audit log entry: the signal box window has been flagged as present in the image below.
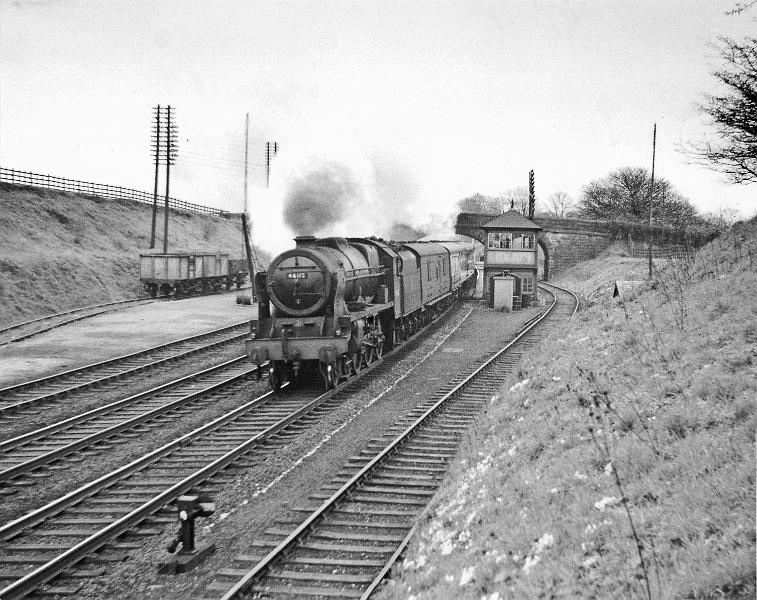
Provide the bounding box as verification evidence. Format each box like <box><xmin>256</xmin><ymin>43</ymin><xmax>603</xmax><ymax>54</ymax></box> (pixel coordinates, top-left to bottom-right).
<box><xmin>522</xmin><ymin>276</ymin><xmax>534</xmax><ymax>294</ymax></box>
<box><xmin>488</xmin><ymin>232</ymin><xmax>513</xmax><ymax>249</ymax></box>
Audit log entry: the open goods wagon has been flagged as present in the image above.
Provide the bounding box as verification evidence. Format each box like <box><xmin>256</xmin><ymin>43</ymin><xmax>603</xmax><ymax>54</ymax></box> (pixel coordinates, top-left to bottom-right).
<box><xmin>140</xmin><ymin>252</ymin><xmax>248</xmax><ymax>297</ymax></box>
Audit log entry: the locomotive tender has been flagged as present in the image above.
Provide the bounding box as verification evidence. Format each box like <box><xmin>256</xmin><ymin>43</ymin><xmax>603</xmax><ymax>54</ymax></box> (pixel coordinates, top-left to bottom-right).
<box><xmin>246</xmin><ymin>235</ymin><xmax>476</xmax><ymax>389</ymax></box>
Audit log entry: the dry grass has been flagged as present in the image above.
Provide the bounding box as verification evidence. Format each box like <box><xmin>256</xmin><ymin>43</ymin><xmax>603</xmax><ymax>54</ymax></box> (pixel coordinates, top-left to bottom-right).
<box><xmin>0</xmin><ymin>183</ymin><xmax>264</xmax><ymax>326</ymax></box>
<box><xmin>378</xmin><ymin>220</ymin><xmax>756</xmax><ymax>600</ymax></box>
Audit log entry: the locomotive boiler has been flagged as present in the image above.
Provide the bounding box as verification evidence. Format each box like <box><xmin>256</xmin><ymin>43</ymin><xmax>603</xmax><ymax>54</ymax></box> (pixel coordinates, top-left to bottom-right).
<box><xmin>247</xmin><ymin>235</ymin><xmax>475</xmax><ymax>390</ymax></box>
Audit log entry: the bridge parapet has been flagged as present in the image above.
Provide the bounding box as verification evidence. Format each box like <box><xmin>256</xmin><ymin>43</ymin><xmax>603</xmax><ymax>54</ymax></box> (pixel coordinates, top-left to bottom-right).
<box><xmin>455</xmin><ymin>212</ymin><xmax>707</xmax><ymax>280</ymax></box>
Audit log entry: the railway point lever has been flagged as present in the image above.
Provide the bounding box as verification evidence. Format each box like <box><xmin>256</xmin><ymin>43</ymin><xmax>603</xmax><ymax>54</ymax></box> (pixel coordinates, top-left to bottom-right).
<box><xmin>158</xmin><ymin>494</ymin><xmax>216</xmax><ymax>574</ymax></box>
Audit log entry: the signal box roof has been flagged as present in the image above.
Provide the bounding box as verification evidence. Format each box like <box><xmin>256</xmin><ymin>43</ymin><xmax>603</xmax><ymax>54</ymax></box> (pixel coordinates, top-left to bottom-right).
<box><xmin>482</xmin><ymin>210</ymin><xmax>541</xmax><ymax>231</ymax></box>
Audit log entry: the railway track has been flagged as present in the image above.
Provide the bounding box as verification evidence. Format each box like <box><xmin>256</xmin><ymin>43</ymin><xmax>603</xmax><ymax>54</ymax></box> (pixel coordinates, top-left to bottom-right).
<box><xmin>0</xmin><ymin>322</ymin><xmax>250</xmax><ymax>419</ymax></box>
<box><xmin>0</xmin><ymin>297</ymin><xmax>157</xmax><ymax>346</ymax></box>
<box><xmin>205</xmin><ymin>282</ymin><xmax>577</xmax><ymax>600</ymax></box>
<box><xmin>0</xmin><ymin>296</ymin><xmax>478</xmax><ymax>599</ymax></box>
<box><xmin>0</xmin><ymin>380</ymin><xmax>335</xmax><ymax>599</ymax></box>
<box><xmin>0</xmin><ymin>356</ymin><xmax>258</xmax><ymax>484</ymax></box>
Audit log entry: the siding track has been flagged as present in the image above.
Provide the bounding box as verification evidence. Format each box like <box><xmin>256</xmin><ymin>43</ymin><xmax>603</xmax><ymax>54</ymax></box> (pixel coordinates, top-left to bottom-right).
<box><xmin>0</xmin><ymin>383</ymin><xmax>330</xmax><ymax>600</ymax></box>
<box><xmin>0</xmin><ymin>322</ymin><xmax>249</xmax><ymax>419</ymax></box>
<box><xmin>0</xmin><ymin>356</ymin><xmax>254</xmax><ymax>483</ymax></box>
<box><xmin>0</xmin><ymin>298</ymin><xmax>157</xmax><ymax>346</ymax></box>
<box><xmin>206</xmin><ymin>282</ymin><xmax>577</xmax><ymax>600</ymax></box>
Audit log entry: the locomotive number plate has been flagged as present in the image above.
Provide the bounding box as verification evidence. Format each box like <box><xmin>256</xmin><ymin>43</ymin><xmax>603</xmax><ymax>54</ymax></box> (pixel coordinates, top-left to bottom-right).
<box><xmin>287</xmin><ymin>272</ymin><xmax>308</xmax><ymax>279</ymax></box>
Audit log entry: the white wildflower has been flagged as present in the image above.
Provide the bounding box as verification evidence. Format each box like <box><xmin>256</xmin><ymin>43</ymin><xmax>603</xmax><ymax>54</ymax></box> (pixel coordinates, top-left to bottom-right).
<box><xmin>552</xmin><ymin>376</ymin><xmax>561</xmax><ymax>381</ymax></box>
<box><xmin>416</xmin><ymin>555</ymin><xmax>426</xmax><ymax>568</ymax></box>
<box><xmin>490</xmin><ymin>395</ymin><xmax>500</xmax><ymax>403</ymax></box>
<box><xmin>509</xmin><ymin>378</ymin><xmax>530</xmax><ymax>392</ymax></box>
<box><xmin>578</xmin><ymin>337</ymin><xmax>589</xmax><ymax>342</ymax></box>
<box><xmin>550</xmin><ymin>487</ymin><xmax>558</xmax><ymax>494</ymax></box>
<box><xmin>459</xmin><ymin>566</ymin><xmax>476</xmax><ymax>586</ymax></box>
<box><xmin>594</xmin><ymin>496</ymin><xmax>619</xmax><ymax>511</ymax></box>
<box><xmin>574</xmin><ymin>471</ymin><xmax>588</xmax><ymax>481</ymax></box>
<box><xmin>445</xmin><ymin>574</ymin><xmax>455</xmax><ymax>583</ymax></box>
<box><xmin>402</xmin><ymin>558</ymin><xmax>415</xmax><ymax>570</ymax></box>
<box><xmin>535</xmin><ymin>533</ymin><xmax>555</xmax><ymax>551</ymax></box>
<box><xmin>440</xmin><ymin>539</ymin><xmax>454</xmax><ymax>555</ymax></box>
<box><xmin>507</xmin><ymin>444</ymin><xmax>517</xmax><ymax>456</ymax></box>
<box><xmin>483</xmin><ymin>594</ymin><xmax>501</xmax><ymax>600</ymax></box>
<box><xmin>522</xmin><ymin>554</ymin><xmax>540</xmax><ymax>573</ymax></box>
<box><xmin>582</xmin><ymin>555</ymin><xmax>599</xmax><ymax>568</ymax></box>
<box><xmin>218</xmin><ymin>512</ymin><xmax>230</xmax><ymax>521</ymax></box>
<box><xmin>522</xmin><ymin>533</ymin><xmax>554</xmax><ymax>573</ymax></box>
<box><xmin>604</xmin><ymin>462</ymin><xmax>613</xmax><ymax>476</ymax></box>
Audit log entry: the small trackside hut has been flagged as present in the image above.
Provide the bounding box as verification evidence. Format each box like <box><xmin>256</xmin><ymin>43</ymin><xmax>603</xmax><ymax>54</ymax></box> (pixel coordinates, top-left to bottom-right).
<box><xmin>481</xmin><ymin>209</ymin><xmax>541</xmax><ymax>309</ymax></box>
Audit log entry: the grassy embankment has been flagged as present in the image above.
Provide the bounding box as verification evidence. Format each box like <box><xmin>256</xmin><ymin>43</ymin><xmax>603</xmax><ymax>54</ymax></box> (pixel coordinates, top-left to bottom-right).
<box><xmin>0</xmin><ymin>182</ymin><xmax>264</xmax><ymax>326</ymax></box>
<box><xmin>380</xmin><ymin>219</ymin><xmax>756</xmax><ymax>599</ymax></box>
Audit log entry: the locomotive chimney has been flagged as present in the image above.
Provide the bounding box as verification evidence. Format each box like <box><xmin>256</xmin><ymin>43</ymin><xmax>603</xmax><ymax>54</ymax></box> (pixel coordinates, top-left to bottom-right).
<box><xmin>294</xmin><ymin>236</ymin><xmax>317</xmax><ymax>248</ymax></box>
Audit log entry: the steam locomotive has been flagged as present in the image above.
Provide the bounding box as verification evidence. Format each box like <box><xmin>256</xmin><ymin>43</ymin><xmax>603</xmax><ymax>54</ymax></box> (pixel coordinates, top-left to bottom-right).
<box><xmin>246</xmin><ymin>235</ymin><xmax>476</xmax><ymax>389</ymax></box>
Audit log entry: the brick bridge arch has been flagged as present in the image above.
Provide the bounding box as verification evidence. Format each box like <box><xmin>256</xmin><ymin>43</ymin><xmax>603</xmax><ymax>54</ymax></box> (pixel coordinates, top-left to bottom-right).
<box><xmin>455</xmin><ymin>213</ymin><xmax>614</xmax><ymax>281</ymax></box>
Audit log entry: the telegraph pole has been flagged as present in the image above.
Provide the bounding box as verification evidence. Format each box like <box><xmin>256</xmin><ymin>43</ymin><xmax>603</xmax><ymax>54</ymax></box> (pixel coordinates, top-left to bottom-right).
<box><xmin>150</xmin><ymin>105</ymin><xmax>161</xmax><ymax>249</ymax></box>
<box><xmin>647</xmin><ymin>123</ymin><xmax>656</xmax><ymax>277</ymax></box>
<box><xmin>265</xmin><ymin>141</ymin><xmax>278</xmax><ymax>188</ymax></box>
<box><xmin>163</xmin><ymin>105</ymin><xmax>178</xmax><ymax>254</ymax></box>
<box><xmin>244</xmin><ymin>113</ymin><xmax>249</xmax><ymax>216</ymax></box>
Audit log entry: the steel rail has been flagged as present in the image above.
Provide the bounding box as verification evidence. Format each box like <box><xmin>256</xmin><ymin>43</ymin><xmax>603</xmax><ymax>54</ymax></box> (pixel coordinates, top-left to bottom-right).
<box><xmin>0</xmin><ymin>325</ymin><xmax>249</xmax><ymax>416</ymax></box>
<box><xmin>0</xmin><ymin>297</ymin><xmax>155</xmax><ymax>339</ymax></box>
<box><xmin>0</xmin><ymin>380</ymin><xmax>368</xmax><ymax>600</ymax></box>
<box><xmin>0</xmin><ymin>356</ymin><xmax>252</xmax><ymax>481</ymax></box>
<box><xmin>0</xmin><ymin>321</ymin><xmax>247</xmax><ymax>397</ymax></box>
<box><xmin>0</xmin><ymin>290</ymin><xmax>482</xmax><ymax>599</ymax></box>
<box><xmin>219</xmin><ymin>285</ymin><xmax>575</xmax><ymax>600</ymax></box>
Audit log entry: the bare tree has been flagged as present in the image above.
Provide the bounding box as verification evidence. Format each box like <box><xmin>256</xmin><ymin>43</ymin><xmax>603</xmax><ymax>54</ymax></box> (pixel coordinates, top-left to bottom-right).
<box><xmin>579</xmin><ymin>167</ymin><xmax>702</xmax><ymax>227</ymax></box>
<box><xmin>501</xmin><ymin>186</ymin><xmax>529</xmax><ymax>214</ymax></box>
<box><xmin>702</xmin><ymin>205</ymin><xmax>742</xmax><ymax>232</ymax></box>
<box><xmin>726</xmin><ymin>1</ymin><xmax>757</xmax><ymax>15</ymax></box>
<box><xmin>682</xmin><ymin>37</ymin><xmax>757</xmax><ymax>183</ymax></box>
<box><xmin>544</xmin><ymin>191</ymin><xmax>575</xmax><ymax>218</ymax></box>
<box><xmin>457</xmin><ymin>193</ymin><xmax>509</xmax><ymax>214</ymax></box>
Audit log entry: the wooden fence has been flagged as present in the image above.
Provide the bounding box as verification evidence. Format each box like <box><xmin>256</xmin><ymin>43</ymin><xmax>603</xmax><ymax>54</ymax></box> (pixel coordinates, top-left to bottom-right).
<box><xmin>0</xmin><ymin>167</ymin><xmax>230</xmax><ymax>218</ymax></box>
<box><xmin>630</xmin><ymin>246</ymin><xmax>691</xmax><ymax>261</ymax></box>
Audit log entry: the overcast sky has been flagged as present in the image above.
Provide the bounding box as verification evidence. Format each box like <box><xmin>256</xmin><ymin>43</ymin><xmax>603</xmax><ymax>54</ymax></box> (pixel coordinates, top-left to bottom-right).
<box><xmin>1</xmin><ymin>0</ymin><xmax>755</xmax><ymax>252</ymax></box>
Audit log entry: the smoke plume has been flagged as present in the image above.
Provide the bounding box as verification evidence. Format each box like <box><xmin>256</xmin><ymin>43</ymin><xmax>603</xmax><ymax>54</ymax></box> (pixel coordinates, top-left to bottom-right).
<box><xmin>282</xmin><ymin>162</ymin><xmax>363</xmax><ymax>235</ymax></box>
